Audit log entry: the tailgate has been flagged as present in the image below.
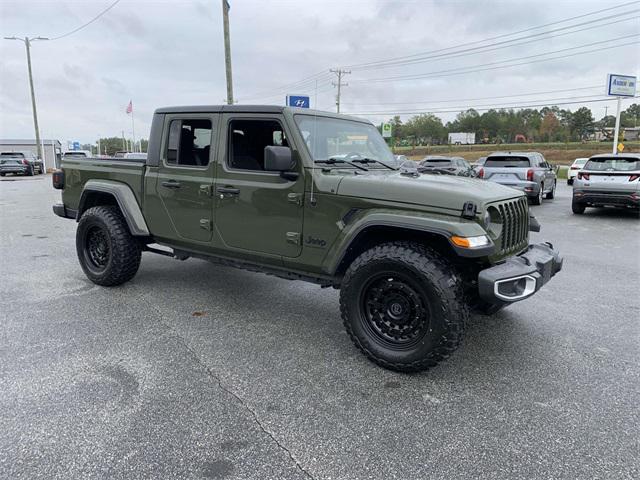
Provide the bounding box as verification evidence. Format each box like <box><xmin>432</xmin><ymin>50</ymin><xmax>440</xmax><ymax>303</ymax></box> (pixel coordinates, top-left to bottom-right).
<box><xmin>586</xmin><ymin>172</ymin><xmax>640</xmax><ymax>192</ymax></box>
<box><xmin>484</xmin><ymin>167</ymin><xmax>529</xmax><ymax>182</ymax></box>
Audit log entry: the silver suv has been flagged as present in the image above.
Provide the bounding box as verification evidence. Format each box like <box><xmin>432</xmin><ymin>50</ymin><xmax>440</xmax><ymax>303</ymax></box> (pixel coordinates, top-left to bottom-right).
<box><xmin>479</xmin><ymin>152</ymin><xmax>557</xmax><ymax>205</ymax></box>
<box><xmin>572</xmin><ymin>153</ymin><xmax>640</xmax><ymax>214</ymax></box>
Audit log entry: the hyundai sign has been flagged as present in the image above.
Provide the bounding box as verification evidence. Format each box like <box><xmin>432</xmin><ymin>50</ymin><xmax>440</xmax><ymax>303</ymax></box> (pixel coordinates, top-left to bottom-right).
<box><xmin>606</xmin><ymin>74</ymin><xmax>637</xmax><ymax>97</ymax></box>
<box><xmin>286</xmin><ymin>95</ymin><xmax>310</xmax><ymax>108</ymax></box>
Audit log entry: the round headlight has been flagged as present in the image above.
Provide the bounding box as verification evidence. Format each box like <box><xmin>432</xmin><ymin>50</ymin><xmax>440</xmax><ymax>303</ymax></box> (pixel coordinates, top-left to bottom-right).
<box><xmin>485</xmin><ymin>206</ymin><xmax>503</xmax><ymax>238</ymax></box>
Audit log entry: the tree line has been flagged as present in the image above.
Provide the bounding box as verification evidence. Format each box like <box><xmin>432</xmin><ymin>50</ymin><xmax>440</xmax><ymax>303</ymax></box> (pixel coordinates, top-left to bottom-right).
<box><xmin>81</xmin><ymin>137</ymin><xmax>149</xmax><ymax>156</ymax></box>
<box><xmin>386</xmin><ymin>103</ymin><xmax>640</xmax><ymax>145</ymax></box>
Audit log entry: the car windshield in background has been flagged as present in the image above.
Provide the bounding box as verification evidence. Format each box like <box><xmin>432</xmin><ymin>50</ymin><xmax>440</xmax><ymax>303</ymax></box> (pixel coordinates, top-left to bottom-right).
<box><xmin>585</xmin><ymin>157</ymin><xmax>640</xmax><ymax>171</ymax></box>
<box><xmin>422</xmin><ymin>159</ymin><xmax>452</xmax><ymax>166</ymax></box>
<box><xmin>294</xmin><ymin>115</ymin><xmax>396</xmax><ymax>167</ymax></box>
<box><xmin>484</xmin><ymin>156</ymin><xmax>530</xmax><ymax>168</ymax></box>
<box><xmin>0</xmin><ymin>153</ymin><xmax>24</xmax><ymax>158</ymax></box>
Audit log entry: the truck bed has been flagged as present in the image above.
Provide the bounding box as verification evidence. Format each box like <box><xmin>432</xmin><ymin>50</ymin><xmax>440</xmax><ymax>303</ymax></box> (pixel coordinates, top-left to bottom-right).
<box><xmin>60</xmin><ymin>157</ymin><xmax>146</xmax><ymax>211</ymax></box>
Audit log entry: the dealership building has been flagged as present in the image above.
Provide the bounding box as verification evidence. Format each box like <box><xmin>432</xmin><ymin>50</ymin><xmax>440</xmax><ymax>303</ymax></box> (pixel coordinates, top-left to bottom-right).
<box><xmin>0</xmin><ymin>139</ymin><xmax>63</xmax><ymax>170</ymax></box>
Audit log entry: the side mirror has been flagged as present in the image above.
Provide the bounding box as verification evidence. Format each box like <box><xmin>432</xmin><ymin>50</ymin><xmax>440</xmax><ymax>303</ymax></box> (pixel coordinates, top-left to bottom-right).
<box><xmin>264</xmin><ymin>146</ymin><xmax>298</xmax><ymax>180</ymax></box>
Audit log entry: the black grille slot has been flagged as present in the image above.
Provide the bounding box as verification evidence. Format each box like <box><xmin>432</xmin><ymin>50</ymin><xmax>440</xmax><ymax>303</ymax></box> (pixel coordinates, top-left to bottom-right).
<box><xmin>496</xmin><ymin>197</ymin><xmax>528</xmax><ymax>254</ymax></box>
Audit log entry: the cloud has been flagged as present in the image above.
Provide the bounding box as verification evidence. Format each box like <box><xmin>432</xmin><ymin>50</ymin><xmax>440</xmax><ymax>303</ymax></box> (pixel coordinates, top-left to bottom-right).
<box><xmin>0</xmin><ymin>0</ymin><xmax>637</xmax><ymax>143</ymax></box>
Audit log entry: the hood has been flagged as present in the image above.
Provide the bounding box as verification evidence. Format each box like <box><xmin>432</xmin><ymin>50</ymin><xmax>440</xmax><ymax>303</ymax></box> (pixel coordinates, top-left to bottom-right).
<box><xmin>334</xmin><ymin>171</ymin><xmax>522</xmax><ymax>211</ymax></box>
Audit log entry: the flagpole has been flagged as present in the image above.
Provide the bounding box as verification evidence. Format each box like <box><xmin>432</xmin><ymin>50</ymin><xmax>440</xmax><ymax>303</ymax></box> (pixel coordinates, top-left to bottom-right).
<box><xmin>131</xmin><ymin>110</ymin><xmax>136</xmax><ymax>152</ymax></box>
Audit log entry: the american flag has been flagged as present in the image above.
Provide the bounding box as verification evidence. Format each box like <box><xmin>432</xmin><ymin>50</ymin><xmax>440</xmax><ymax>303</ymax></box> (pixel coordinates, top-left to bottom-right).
<box><xmin>126</xmin><ymin>100</ymin><xmax>132</xmax><ymax>114</ymax></box>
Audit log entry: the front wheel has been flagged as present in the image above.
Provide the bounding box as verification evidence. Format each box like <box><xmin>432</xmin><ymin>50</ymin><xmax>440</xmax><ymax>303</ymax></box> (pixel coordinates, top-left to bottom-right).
<box><xmin>339</xmin><ymin>242</ymin><xmax>468</xmax><ymax>372</ymax></box>
<box><xmin>76</xmin><ymin>206</ymin><xmax>141</xmax><ymax>286</ymax></box>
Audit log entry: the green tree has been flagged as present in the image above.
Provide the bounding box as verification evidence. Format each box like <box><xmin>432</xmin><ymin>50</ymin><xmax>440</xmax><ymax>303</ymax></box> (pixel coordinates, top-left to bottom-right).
<box><xmin>404</xmin><ymin>114</ymin><xmax>445</xmax><ymax>145</ymax></box>
<box><xmin>539</xmin><ymin>111</ymin><xmax>560</xmax><ymax>142</ymax></box>
<box><xmin>621</xmin><ymin>103</ymin><xmax>640</xmax><ymax>127</ymax></box>
<box><xmin>569</xmin><ymin>107</ymin><xmax>595</xmax><ymax>140</ymax></box>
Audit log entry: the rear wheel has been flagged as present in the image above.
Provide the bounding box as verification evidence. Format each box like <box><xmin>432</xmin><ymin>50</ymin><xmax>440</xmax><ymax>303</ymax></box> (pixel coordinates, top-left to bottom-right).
<box><xmin>572</xmin><ymin>198</ymin><xmax>586</xmax><ymax>214</ymax></box>
<box><xmin>76</xmin><ymin>206</ymin><xmax>141</xmax><ymax>286</ymax></box>
<box><xmin>339</xmin><ymin>242</ymin><xmax>468</xmax><ymax>372</ymax></box>
<box><xmin>531</xmin><ymin>183</ymin><xmax>543</xmax><ymax>205</ymax></box>
<box><xmin>545</xmin><ymin>180</ymin><xmax>556</xmax><ymax>199</ymax></box>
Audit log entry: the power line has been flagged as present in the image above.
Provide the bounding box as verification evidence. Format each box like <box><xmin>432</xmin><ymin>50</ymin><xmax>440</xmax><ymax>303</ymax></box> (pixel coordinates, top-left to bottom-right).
<box><xmin>342</xmin><ymin>0</ymin><xmax>640</xmax><ymax>69</ymax></box>
<box><xmin>341</xmin><ymin>85</ymin><xmax>603</xmax><ymax>107</ymax></box>
<box><xmin>350</xmin><ymin>35</ymin><xmax>640</xmax><ymax>84</ymax></box>
<box><xmin>349</xmin><ymin>13</ymin><xmax>640</xmax><ymax>72</ymax></box>
<box><xmin>344</xmin><ymin>96</ymin><xmax>638</xmax><ymax>116</ymax></box>
<box><xmin>48</xmin><ymin>0</ymin><xmax>122</xmax><ymax>41</ymax></box>
<box><xmin>236</xmin><ymin>71</ymin><xmax>333</xmax><ymax>102</ymax></box>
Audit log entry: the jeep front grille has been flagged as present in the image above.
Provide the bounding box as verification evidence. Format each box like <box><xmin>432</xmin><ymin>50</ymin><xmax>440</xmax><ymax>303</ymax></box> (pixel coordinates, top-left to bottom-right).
<box><xmin>496</xmin><ymin>197</ymin><xmax>529</xmax><ymax>254</ymax></box>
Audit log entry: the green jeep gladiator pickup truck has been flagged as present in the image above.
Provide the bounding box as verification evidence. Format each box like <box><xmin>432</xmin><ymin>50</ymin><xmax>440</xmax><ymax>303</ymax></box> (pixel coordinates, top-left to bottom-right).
<box><xmin>53</xmin><ymin>105</ymin><xmax>562</xmax><ymax>372</ymax></box>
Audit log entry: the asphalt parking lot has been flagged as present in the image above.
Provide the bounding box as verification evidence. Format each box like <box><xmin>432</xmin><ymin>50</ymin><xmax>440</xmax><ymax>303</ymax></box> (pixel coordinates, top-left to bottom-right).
<box><xmin>1</xmin><ymin>175</ymin><xmax>638</xmax><ymax>480</ymax></box>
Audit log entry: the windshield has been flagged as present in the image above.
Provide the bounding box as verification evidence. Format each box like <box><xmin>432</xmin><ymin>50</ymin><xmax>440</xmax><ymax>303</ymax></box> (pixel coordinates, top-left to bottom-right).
<box><xmin>574</xmin><ymin>158</ymin><xmax>588</xmax><ymax>166</ymax></box>
<box><xmin>64</xmin><ymin>152</ymin><xmax>87</xmax><ymax>157</ymax></box>
<box><xmin>485</xmin><ymin>156</ymin><xmax>530</xmax><ymax>168</ymax></box>
<box><xmin>294</xmin><ymin>115</ymin><xmax>396</xmax><ymax>167</ymax></box>
<box><xmin>585</xmin><ymin>157</ymin><xmax>640</xmax><ymax>171</ymax></box>
<box><xmin>0</xmin><ymin>152</ymin><xmax>24</xmax><ymax>158</ymax></box>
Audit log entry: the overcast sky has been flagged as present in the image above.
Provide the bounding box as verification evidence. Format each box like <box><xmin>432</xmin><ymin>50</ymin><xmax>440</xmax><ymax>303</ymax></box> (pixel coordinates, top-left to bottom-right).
<box><xmin>0</xmin><ymin>0</ymin><xmax>638</xmax><ymax>146</ymax></box>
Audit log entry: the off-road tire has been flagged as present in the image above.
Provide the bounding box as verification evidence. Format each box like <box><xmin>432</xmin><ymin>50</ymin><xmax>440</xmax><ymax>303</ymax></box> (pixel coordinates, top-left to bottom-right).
<box><xmin>545</xmin><ymin>180</ymin><xmax>556</xmax><ymax>199</ymax></box>
<box><xmin>339</xmin><ymin>242</ymin><xmax>468</xmax><ymax>372</ymax></box>
<box><xmin>531</xmin><ymin>183</ymin><xmax>543</xmax><ymax>205</ymax></box>
<box><xmin>76</xmin><ymin>206</ymin><xmax>141</xmax><ymax>286</ymax></box>
<box><xmin>572</xmin><ymin>199</ymin><xmax>586</xmax><ymax>214</ymax></box>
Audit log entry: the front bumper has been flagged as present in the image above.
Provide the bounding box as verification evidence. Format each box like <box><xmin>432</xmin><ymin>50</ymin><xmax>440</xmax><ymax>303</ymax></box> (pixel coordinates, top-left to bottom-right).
<box><xmin>478</xmin><ymin>242</ymin><xmax>563</xmax><ymax>305</ymax></box>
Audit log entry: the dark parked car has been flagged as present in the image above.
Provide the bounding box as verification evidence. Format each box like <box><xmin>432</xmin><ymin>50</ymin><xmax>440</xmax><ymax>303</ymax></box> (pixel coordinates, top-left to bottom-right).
<box><xmin>0</xmin><ymin>151</ymin><xmax>44</xmax><ymax>176</ymax></box>
<box><xmin>418</xmin><ymin>156</ymin><xmax>477</xmax><ymax>177</ymax></box>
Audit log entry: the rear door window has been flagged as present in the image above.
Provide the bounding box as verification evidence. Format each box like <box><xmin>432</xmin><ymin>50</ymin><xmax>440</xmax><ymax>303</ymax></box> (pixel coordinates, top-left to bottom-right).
<box><xmin>165</xmin><ymin>118</ymin><xmax>212</xmax><ymax>167</ymax></box>
<box><xmin>484</xmin><ymin>156</ymin><xmax>530</xmax><ymax>168</ymax></box>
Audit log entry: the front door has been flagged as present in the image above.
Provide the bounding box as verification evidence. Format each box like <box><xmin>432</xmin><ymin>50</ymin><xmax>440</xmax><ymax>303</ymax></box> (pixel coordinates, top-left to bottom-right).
<box><xmin>214</xmin><ymin>114</ymin><xmax>304</xmax><ymax>258</ymax></box>
<box><xmin>155</xmin><ymin>114</ymin><xmax>217</xmax><ymax>243</ymax></box>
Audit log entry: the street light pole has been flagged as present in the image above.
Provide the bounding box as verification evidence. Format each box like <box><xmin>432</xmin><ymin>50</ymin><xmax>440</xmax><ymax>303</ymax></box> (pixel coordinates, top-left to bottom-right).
<box><xmin>4</xmin><ymin>36</ymin><xmax>48</xmax><ymax>161</ymax></box>
<box><xmin>221</xmin><ymin>0</ymin><xmax>234</xmax><ymax>105</ymax></box>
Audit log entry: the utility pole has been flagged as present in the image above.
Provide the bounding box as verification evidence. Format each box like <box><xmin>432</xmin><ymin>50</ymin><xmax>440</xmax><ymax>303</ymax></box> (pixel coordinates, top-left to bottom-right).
<box><xmin>330</xmin><ymin>68</ymin><xmax>350</xmax><ymax>113</ymax></box>
<box><xmin>4</xmin><ymin>36</ymin><xmax>49</xmax><ymax>160</ymax></box>
<box><xmin>221</xmin><ymin>0</ymin><xmax>234</xmax><ymax>105</ymax></box>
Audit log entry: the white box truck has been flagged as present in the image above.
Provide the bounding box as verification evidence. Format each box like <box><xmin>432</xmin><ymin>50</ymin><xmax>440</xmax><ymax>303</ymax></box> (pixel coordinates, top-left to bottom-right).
<box><xmin>448</xmin><ymin>132</ymin><xmax>476</xmax><ymax>145</ymax></box>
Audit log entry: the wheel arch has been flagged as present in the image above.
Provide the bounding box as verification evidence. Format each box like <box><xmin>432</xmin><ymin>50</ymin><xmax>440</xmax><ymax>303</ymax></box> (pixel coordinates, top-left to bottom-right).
<box><xmin>77</xmin><ymin>180</ymin><xmax>149</xmax><ymax>236</ymax></box>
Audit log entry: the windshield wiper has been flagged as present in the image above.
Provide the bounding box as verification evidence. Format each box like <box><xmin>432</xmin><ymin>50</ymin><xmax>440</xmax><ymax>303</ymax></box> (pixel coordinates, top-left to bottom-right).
<box><xmin>314</xmin><ymin>158</ymin><xmax>368</xmax><ymax>171</ymax></box>
<box><xmin>351</xmin><ymin>157</ymin><xmax>397</xmax><ymax>171</ymax></box>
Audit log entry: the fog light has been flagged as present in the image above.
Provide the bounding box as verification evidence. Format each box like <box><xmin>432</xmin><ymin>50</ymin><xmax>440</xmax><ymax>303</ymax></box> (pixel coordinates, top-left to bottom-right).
<box><xmin>494</xmin><ymin>275</ymin><xmax>536</xmax><ymax>301</ymax></box>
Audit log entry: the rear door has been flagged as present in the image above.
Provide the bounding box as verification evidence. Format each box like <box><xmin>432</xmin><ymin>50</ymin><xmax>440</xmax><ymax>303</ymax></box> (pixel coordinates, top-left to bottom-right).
<box><xmin>213</xmin><ymin>114</ymin><xmax>304</xmax><ymax>258</ymax></box>
<box><xmin>154</xmin><ymin>113</ymin><xmax>217</xmax><ymax>243</ymax></box>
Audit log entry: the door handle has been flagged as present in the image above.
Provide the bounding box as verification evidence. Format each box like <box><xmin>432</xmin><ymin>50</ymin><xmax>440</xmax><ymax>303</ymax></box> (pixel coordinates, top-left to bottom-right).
<box><xmin>161</xmin><ymin>180</ymin><xmax>181</xmax><ymax>189</ymax></box>
<box><xmin>217</xmin><ymin>186</ymin><xmax>240</xmax><ymax>196</ymax></box>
